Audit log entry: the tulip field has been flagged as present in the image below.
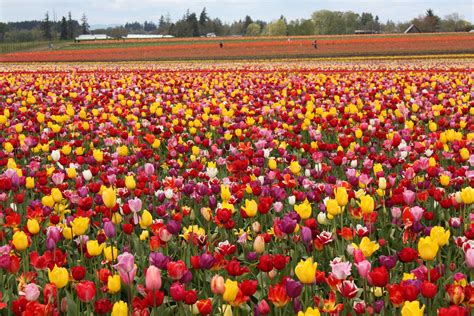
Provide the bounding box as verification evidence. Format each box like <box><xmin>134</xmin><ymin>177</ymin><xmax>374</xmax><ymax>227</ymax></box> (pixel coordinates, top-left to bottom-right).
<box><xmin>0</xmin><ymin>58</ymin><xmax>473</xmax><ymax>316</ymax></box>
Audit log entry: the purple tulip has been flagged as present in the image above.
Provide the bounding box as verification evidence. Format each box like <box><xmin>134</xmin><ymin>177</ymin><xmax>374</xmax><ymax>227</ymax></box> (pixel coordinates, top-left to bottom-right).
<box><xmin>379</xmin><ymin>255</ymin><xmax>398</xmax><ymax>270</ymax></box>
<box><xmin>149</xmin><ymin>252</ymin><xmax>170</xmax><ymax>269</ymax></box>
<box><xmin>286</xmin><ymin>279</ymin><xmax>303</xmax><ymax>298</ymax></box>
<box><xmin>167</xmin><ymin>220</ymin><xmax>181</xmax><ymax>235</ymax></box>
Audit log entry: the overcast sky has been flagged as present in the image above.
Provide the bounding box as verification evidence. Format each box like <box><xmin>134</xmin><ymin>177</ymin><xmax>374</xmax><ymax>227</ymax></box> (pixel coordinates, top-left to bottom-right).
<box><xmin>1</xmin><ymin>0</ymin><xmax>473</xmax><ymax>27</ymax></box>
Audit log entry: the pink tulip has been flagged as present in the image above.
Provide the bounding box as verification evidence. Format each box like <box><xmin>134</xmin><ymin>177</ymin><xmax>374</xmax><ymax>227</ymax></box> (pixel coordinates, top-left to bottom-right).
<box><xmin>330</xmin><ymin>258</ymin><xmax>352</xmax><ymax>280</ymax></box>
<box><xmin>466</xmin><ymin>248</ymin><xmax>474</xmax><ymax>268</ymax></box>
<box><xmin>355</xmin><ymin>260</ymin><xmax>371</xmax><ymax>279</ymax></box>
<box><xmin>24</xmin><ymin>283</ymin><xmax>40</xmax><ymax>301</ymax></box>
<box><xmin>145</xmin><ymin>266</ymin><xmax>162</xmax><ymax>291</ymax></box>
<box><xmin>113</xmin><ymin>252</ymin><xmax>137</xmax><ymax>285</ymax></box>
<box><xmin>403</xmin><ymin>190</ymin><xmax>415</xmax><ymax>205</ymax></box>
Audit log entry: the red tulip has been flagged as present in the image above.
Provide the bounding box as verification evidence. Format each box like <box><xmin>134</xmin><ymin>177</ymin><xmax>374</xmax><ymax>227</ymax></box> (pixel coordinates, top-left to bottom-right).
<box><xmin>239</xmin><ymin>280</ymin><xmax>258</xmax><ymax>296</ymax></box>
<box><xmin>196</xmin><ymin>299</ymin><xmax>212</xmax><ymax>315</ymax></box>
<box><xmin>387</xmin><ymin>284</ymin><xmax>404</xmax><ymax>307</ymax></box>
<box><xmin>421</xmin><ymin>281</ymin><xmax>438</xmax><ymax>299</ymax></box>
<box><xmin>170</xmin><ymin>282</ymin><xmax>185</xmax><ymax>302</ymax></box>
<box><xmin>256</xmin><ymin>254</ymin><xmax>273</xmax><ymax>272</ymax></box>
<box><xmin>72</xmin><ymin>266</ymin><xmax>86</xmax><ymax>281</ymax></box>
<box><xmin>368</xmin><ymin>266</ymin><xmax>389</xmax><ymax>287</ymax></box>
<box><xmin>184</xmin><ymin>290</ymin><xmax>197</xmax><ymax>305</ymax></box>
<box><xmin>76</xmin><ymin>281</ymin><xmax>96</xmax><ymax>302</ymax></box>
<box><xmin>94</xmin><ymin>298</ymin><xmax>113</xmax><ymax>314</ymax></box>
<box><xmin>397</xmin><ymin>248</ymin><xmax>418</xmax><ymax>263</ymax></box>
<box><xmin>167</xmin><ymin>260</ymin><xmax>187</xmax><ymax>280</ymax></box>
<box><xmin>337</xmin><ymin>280</ymin><xmax>358</xmax><ymax>299</ymax></box>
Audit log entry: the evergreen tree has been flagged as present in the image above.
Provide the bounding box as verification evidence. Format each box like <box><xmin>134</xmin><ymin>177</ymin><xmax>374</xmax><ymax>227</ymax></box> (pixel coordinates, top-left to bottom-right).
<box><xmin>60</xmin><ymin>16</ymin><xmax>68</xmax><ymax>40</ymax></box>
<box><xmin>81</xmin><ymin>13</ymin><xmax>89</xmax><ymax>34</ymax></box>
<box><xmin>67</xmin><ymin>12</ymin><xmax>74</xmax><ymax>39</ymax></box>
<box><xmin>42</xmin><ymin>12</ymin><xmax>52</xmax><ymax>41</ymax></box>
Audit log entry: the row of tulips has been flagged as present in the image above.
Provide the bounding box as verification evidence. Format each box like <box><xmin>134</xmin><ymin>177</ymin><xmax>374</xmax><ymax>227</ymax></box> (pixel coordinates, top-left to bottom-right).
<box><xmin>0</xmin><ymin>61</ymin><xmax>473</xmax><ymax>315</ymax></box>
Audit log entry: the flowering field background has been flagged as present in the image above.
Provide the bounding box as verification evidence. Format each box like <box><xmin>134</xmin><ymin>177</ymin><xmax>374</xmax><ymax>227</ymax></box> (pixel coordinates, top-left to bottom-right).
<box><xmin>0</xmin><ymin>58</ymin><xmax>473</xmax><ymax>316</ymax></box>
<box><xmin>1</xmin><ymin>33</ymin><xmax>474</xmax><ymax>62</ymax></box>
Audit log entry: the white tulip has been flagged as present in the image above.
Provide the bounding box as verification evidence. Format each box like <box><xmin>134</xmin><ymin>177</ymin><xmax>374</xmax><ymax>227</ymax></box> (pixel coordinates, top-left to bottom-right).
<box><xmin>51</xmin><ymin>150</ymin><xmax>60</xmax><ymax>162</ymax></box>
<box><xmin>82</xmin><ymin>170</ymin><xmax>92</xmax><ymax>181</ymax></box>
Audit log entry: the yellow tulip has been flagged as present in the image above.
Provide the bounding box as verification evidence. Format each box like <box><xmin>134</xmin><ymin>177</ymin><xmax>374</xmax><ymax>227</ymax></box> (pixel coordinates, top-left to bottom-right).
<box><xmin>326</xmin><ymin>199</ymin><xmax>341</xmax><ymax>217</ymax></box>
<box><xmin>111</xmin><ymin>300</ymin><xmax>128</xmax><ymax>316</ymax></box>
<box><xmin>139</xmin><ymin>210</ymin><xmax>153</xmax><ymax>228</ymax></box>
<box><xmin>353</xmin><ymin>237</ymin><xmax>379</xmax><ymax>258</ymax></box>
<box><xmin>125</xmin><ymin>175</ymin><xmax>136</xmax><ymax>190</ymax></box>
<box><xmin>51</xmin><ymin>188</ymin><xmax>63</xmax><ymax>203</ymax></box>
<box><xmin>86</xmin><ymin>240</ymin><xmax>105</xmax><ymax>256</ymax></box>
<box><xmin>117</xmin><ymin>145</ymin><xmax>129</xmax><ymax>156</ymax></box>
<box><xmin>295</xmin><ymin>258</ymin><xmax>317</xmax><ymax>284</ymax></box>
<box><xmin>460</xmin><ymin>148</ymin><xmax>469</xmax><ymax>161</ymax></box>
<box><xmin>334</xmin><ymin>187</ymin><xmax>348</xmax><ymax>206</ymax></box>
<box><xmin>359</xmin><ymin>195</ymin><xmax>375</xmax><ymax>214</ymax></box>
<box><xmin>289</xmin><ymin>161</ymin><xmax>301</xmax><ymax>175</ymax></box>
<box><xmin>66</xmin><ymin>168</ymin><xmax>77</xmax><ymax>178</ymax></box>
<box><xmin>25</xmin><ymin>177</ymin><xmax>35</xmax><ymax>189</ymax></box>
<box><xmin>104</xmin><ymin>246</ymin><xmax>118</xmax><ymax>262</ymax></box>
<box><xmin>460</xmin><ymin>187</ymin><xmax>474</xmax><ymax>204</ymax></box>
<box><xmin>430</xmin><ymin>226</ymin><xmax>450</xmax><ymax>246</ymax></box>
<box><xmin>70</xmin><ymin>217</ymin><xmax>90</xmax><ymax>236</ymax></box>
<box><xmin>12</xmin><ymin>231</ymin><xmax>29</xmax><ymax>250</ymax></box>
<box><xmin>42</xmin><ymin>195</ymin><xmax>55</xmax><ymax>208</ymax></box>
<box><xmin>298</xmin><ymin>307</ymin><xmax>321</xmax><ymax>316</ymax></box>
<box><xmin>439</xmin><ymin>174</ymin><xmax>450</xmax><ymax>187</ymax></box>
<box><xmin>4</xmin><ymin>142</ymin><xmax>13</xmax><ymax>153</ymax></box>
<box><xmin>221</xmin><ymin>184</ymin><xmax>231</xmax><ymax>202</ymax></box>
<box><xmin>93</xmin><ymin>149</ymin><xmax>103</xmax><ymax>163</ymax></box>
<box><xmin>418</xmin><ymin>236</ymin><xmax>439</xmax><ymax>261</ymax></box>
<box><xmin>294</xmin><ymin>199</ymin><xmax>312</xmax><ymax>219</ymax></box>
<box><xmin>223</xmin><ymin>279</ymin><xmax>239</xmax><ymax>302</ymax></box>
<box><xmin>242</xmin><ymin>199</ymin><xmax>258</xmax><ymax>217</ymax></box>
<box><xmin>401</xmin><ymin>301</ymin><xmax>425</xmax><ymax>316</ymax></box>
<box><xmin>102</xmin><ymin>187</ymin><xmax>117</xmax><ymax>208</ymax></box>
<box><xmin>27</xmin><ymin>219</ymin><xmax>40</xmax><ymax>235</ymax></box>
<box><xmin>108</xmin><ymin>274</ymin><xmax>121</xmax><ymax>294</ymax></box>
<box><xmin>48</xmin><ymin>265</ymin><xmax>69</xmax><ymax>288</ymax></box>
<box><xmin>268</xmin><ymin>158</ymin><xmax>277</xmax><ymax>170</ymax></box>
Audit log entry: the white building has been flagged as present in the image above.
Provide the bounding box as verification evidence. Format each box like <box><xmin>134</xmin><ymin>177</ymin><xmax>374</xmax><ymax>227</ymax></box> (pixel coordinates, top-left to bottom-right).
<box><xmin>122</xmin><ymin>34</ymin><xmax>174</xmax><ymax>39</ymax></box>
<box><xmin>75</xmin><ymin>34</ymin><xmax>111</xmax><ymax>41</ymax></box>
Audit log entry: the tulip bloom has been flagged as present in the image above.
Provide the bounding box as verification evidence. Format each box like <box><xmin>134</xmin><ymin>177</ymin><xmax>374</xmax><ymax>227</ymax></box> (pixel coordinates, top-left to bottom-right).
<box><xmin>429</xmin><ymin>226</ymin><xmax>450</xmax><ymax>246</ymax></box>
<box><xmin>401</xmin><ymin>301</ymin><xmax>424</xmax><ymax>316</ymax></box>
<box><xmin>211</xmin><ymin>275</ymin><xmax>225</xmax><ymax>295</ymax></box>
<box><xmin>111</xmin><ymin>300</ymin><xmax>128</xmax><ymax>316</ymax></box>
<box><xmin>295</xmin><ymin>258</ymin><xmax>317</xmax><ymax>284</ymax></box>
<box><xmin>294</xmin><ymin>199</ymin><xmax>312</xmax><ymax>219</ymax></box>
<box><xmin>353</xmin><ymin>237</ymin><xmax>379</xmax><ymax>258</ymax></box>
<box><xmin>102</xmin><ymin>187</ymin><xmax>117</xmax><ymax>208</ymax></box>
<box><xmin>145</xmin><ymin>266</ymin><xmax>162</xmax><ymax>291</ymax></box>
<box><xmin>107</xmin><ymin>275</ymin><xmax>121</xmax><ymax>294</ymax></box>
<box><xmin>242</xmin><ymin>199</ymin><xmax>258</xmax><ymax>217</ymax></box>
<box><xmin>326</xmin><ymin>199</ymin><xmax>341</xmax><ymax>218</ymax></box>
<box><xmin>48</xmin><ymin>265</ymin><xmax>69</xmax><ymax>288</ymax></box>
<box><xmin>335</xmin><ymin>187</ymin><xmax>348</xmax><ymax>207</ymax></box>
<box><xmin>359</xmin><ymin>195</ymin><xmax>375</xmax><ymax>214</ymax></box>
<box><xmin>26</xmin><ymin>219</ymin><xmax>40</xmax><ymax>235</ymax></box>
<box><xmin>418</xmin><ymin>236</ymin><xmax>439</xmax><ymax>261</ymax></box>
<box><xmin>12</xmin><ymin>231</ymin><xmax>29</xmax><ymax>251</ymax></box>
<box><xmin>113</xmin><ymin>252</ymin><xmax>137</xmax><ymax>285</ymax></box>
<box><xmin>223</xmin><ymin>279</ymin><xmax>238</xmax><ymax>302</ymax></box>
<box><xmin>86</xmin><ymin>240</ymin><xmax>105</xmax><ymax>256</ymax></box>
<box><xmin>297</xmin><ymin>307</ymin><xmax>321</xmax><ymax>316</ymax></box>
<box><xmin>76</xmin><ymin>281</ymin><xmax>96</xmax><ymax>302</ymax></box>
<box><xmin>71</xmin><ymin>217</ymin><xmax>90</xmax><ymax>236</ymax></box>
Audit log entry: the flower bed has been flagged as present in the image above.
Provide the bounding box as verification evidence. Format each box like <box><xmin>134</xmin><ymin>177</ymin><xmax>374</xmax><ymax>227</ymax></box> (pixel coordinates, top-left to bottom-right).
<box><xmin>0</xmin><ymin>60</ymin><xmax>473</xmax><ymax>315</ymax></box>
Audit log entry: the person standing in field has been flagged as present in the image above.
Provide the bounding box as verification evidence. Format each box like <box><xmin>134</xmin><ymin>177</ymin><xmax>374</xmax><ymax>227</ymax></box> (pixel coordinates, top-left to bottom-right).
<box><xmin>312</xmin><ymin>40</ymin><xmax>318</xmax><ymax>49</ymax></box>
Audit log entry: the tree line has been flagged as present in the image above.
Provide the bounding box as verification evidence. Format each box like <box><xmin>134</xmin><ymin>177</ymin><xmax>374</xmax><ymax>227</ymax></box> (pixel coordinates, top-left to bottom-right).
<box><xmin>0</xmin><ymin>8</ymin><xmax>472</xmax><ymax>43</ymax></box>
